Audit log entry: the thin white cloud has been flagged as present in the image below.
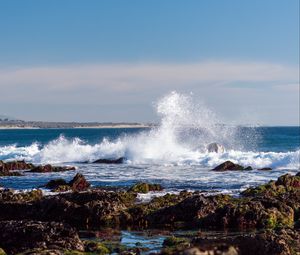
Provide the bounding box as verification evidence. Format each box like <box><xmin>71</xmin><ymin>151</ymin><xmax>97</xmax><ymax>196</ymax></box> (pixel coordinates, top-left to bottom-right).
<box><xmin>0</xmin><ymin>61</ymin><xmax>298</xmax><ymax>93</ymax></box>
<box><xmin>0</xmin><ymin>61</ymin><xmax>298</xmax><ymax>125</ymax></box>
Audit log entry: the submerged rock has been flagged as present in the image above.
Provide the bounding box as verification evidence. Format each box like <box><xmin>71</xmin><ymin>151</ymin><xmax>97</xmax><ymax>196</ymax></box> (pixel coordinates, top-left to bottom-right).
<box><xmin>0</xmin><ymin>220</ymin><xmax>84</xmax><ymax>254</ymax></box>
<box><xmin>128</xmin><ymin>182</ymin><xmax>163</xmax><ymax>193</ymax></box>
<box><xmin>93</xmin><ymin>157</ymin><xmax>125</xmax><ymax>164</ymax></box>
<box><xmin>212</xmin><ymin>161</ymin><xmax>252</xmax><ymax>171</ymax></box>
<box><xmin>258</xmin><ymin>167</ymin><xmax>272</xmax><ymax>171</ymax></box>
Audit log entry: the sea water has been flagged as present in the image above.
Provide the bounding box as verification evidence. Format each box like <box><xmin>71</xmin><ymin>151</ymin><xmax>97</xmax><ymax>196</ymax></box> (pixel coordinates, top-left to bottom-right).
<box><xmin>0</xmin><ymin>92</ymin><xmax>299</xmax><ymax>195</ymax></box>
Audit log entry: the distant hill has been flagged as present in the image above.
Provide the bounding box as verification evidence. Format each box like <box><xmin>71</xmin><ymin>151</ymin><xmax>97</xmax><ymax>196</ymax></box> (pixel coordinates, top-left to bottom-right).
<box><xmin>0</xmin><ymin>115</ymin><xmax>21</xmax><ymax>122</ymax></box>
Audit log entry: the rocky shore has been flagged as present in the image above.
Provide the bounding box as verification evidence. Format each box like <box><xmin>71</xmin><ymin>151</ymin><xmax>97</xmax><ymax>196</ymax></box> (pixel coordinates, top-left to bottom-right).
<box><xmin>0</xmin><ymin>160</ymin><xmax>299</xmax><ymax>254</ymax></box>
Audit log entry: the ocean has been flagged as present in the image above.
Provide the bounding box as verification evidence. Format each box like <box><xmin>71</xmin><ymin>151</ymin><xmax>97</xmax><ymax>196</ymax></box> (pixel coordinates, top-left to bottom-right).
<box><xmin>0</xmin><ymin>126</ymin><xmax>299</xmax><ymax>196</ymax></box>
<box><xmin>0</xmin><ymin>92</ymin><xmax>299</xmax><ymax>196</ymax></box>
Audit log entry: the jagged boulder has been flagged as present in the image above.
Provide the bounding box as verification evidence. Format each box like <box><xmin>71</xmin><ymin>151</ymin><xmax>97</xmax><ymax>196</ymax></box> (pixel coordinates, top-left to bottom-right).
<box><xmin>43</xmin><ymin>174</ymin><xmax>90</xmax><ymax>192</ymax></box>
<box><xmin>69</xmin><ymin>173</ymin><xmax>91</xmax><ymax>192</ymax></box>
<box><xmin>0</xmin><ymin>220</ymin><xmax>84</xmax><ymax>254</ymax></box>
<box><xmin>0</xmin><ymin>160</ymin><xmax>34</xmax><ymax>171</ymax></box>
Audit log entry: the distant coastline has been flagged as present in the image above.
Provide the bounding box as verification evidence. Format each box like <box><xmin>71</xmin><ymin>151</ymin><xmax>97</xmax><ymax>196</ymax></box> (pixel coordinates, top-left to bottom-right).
<box><xmin>0</xmin><ymin>120</ymin><xmax>153</xmax><ymax>129</ymax></box>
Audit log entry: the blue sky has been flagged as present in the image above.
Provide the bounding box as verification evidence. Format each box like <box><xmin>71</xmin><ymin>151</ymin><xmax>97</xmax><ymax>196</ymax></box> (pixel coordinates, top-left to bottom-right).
<box><xmin>0</xmin><ymin>0</ymin><xmax>299</xmax><ymax>125</ymax></box>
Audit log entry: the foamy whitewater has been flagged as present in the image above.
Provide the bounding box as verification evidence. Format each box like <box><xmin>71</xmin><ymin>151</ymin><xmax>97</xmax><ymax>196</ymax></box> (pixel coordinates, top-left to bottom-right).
<box><xmin>0</xmin><ymin>92</ymin><xmax>299</xmax><ymax>194</ymax></box>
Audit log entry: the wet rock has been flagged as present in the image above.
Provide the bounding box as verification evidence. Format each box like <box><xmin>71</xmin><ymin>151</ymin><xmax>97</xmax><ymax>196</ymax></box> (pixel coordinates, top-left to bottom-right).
<box><xmin>93</xmin><ymin>157</ymin><xmax>125</xmax><ymax>164</ymax></box>
<box><xmin>276</xmin><ymin>173</ymin><xmax>300</xmax><ymax>188</ymax></box>
<box><xmin>145</xmin><ymin>194</ymin><xmax>230</xmax><ymax>228</ymax></box>
<box><xmin>202</xmin><ymin>197</ymin><xmax>294</xmax><ymax>229</ymax></box>
<box><xmin>191</xmin><ymin>228</ymin><xmax>300</xmax><ymax>255</ymax></box>
<box><xmin>0</xmin><ymin>160</ymin><xmax>34</xmax><ymax>171</ymax></box>
<box><xmin>30</xmin><ymin>164</ymin><xmax>75</xmax><ymax>173</ymax></box>
<box><xmin>43</xmin><ymin>174</ymin><xmax>90</xmax><ymax>192</ymax></box>
<box><xmin>122</xmin><ymin>191</ymin><xmax>196</xmax><ymax>228</ymax></box>
<box><xmin>0</xmin><ymin>160</ymin><xmax>33</xmax><ymax>176</ymax></box>
<box><xmin>0</xmin><ymin>220</ymin><xmax>84</xmax><ymax>254</ymax></box>
<box><xmin>206</xmin><ymin>143</ymin><xmax>225</xmax><ymax>153</ymax></box>
<box><xmin>84</xmin><ymin>240</ymin><xmax>110</xmax><ymax>254</ymax></box>
<box><xmin>69</xmin><ymin>173</ymin><xmax>90</xmax><ymax>192</ymax></box>
<box><xmin>0</xmin><ymin>189</ymin><xmax>43</xmax><ymax>202</ymax></box>
<box><xmin>128</xmin><ymin>182</ymin><xmax>163</xmax><ymax>193</ymax></box>
<box><xmin>44</xmin><ymin>179</ymin><xmax>68</xmax><ymax>190</ymax></box>
<box><xmin>0</xmin><ymin>189</ymin><xmax>137</xmax><ymax>229</ymax></box>
<box><xmin>212</xmin><ymin>161</ymin><xmax>252</xmax><ymax>171</ymax></box>
<box><xmin>163</xmin><ymin>236</ymin><xmax>190</xmax><ymax>247</ymax></box>
<box><xmin>242</xmin><ymin>173</ymin><xmax>300</xmax><ymax>197</ymax></box>
<box><xmin>0</xmin><ymin>171</ymin><xmax>22</xmax><ymax>176</ymax></box>
<box><xmin>258</xmin><ymin>167</ymin><xmax>272</xmax><ymax>171</ymax></box>
<box><xmin>182</xmin><ymin>246</ymin><xmax>238</xmax><ymax>255</ymax></box>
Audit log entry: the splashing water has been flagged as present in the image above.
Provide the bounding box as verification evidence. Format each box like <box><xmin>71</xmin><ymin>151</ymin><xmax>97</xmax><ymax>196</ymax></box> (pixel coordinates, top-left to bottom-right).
<box><xmin>0</xmin><ymin>91</ymin><xmax>299</xmax><ymax>170</ymax></box>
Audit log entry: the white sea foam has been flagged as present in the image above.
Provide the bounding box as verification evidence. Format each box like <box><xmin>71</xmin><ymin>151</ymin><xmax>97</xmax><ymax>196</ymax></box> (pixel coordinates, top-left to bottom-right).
<box><xmin>0</xmin><ymin>92</ymin><xmax>299</xmax><ymax>170</ymax></box>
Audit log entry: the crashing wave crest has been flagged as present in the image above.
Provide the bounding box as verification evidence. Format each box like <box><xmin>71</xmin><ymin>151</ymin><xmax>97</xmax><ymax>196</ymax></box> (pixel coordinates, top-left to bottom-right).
<box><xmin>0</xmin><ymin>92</ymin><xmax>299</xmax><ymax>169</ymax></box>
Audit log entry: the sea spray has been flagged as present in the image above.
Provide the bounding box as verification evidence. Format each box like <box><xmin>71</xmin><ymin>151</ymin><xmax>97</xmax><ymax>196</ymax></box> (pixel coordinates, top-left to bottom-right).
<box><xmin>0</xmin><ymin>92</ymin><xmax>298</xmax><ymax>169</ymax></box>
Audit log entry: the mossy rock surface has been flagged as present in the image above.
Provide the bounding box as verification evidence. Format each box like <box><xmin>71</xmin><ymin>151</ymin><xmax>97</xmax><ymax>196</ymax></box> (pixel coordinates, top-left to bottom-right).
<box><xmin>163</xmin><ymin>236</ymin><xmax>189</xmax><ymax>247</ymax></box>
<box><xmin>128</xmin><ymin>182</ymin><xmax>163</xmax><ymax>193</ymax></box>
<box><xmin>84</xmin><ymin>240</ymin><xmax>110</xmax><ymax>254</ymax></box>
<box><xmin>0</xmin><ymin>189</ymin><xmax>43</xmax><ymax>202</ymax></box>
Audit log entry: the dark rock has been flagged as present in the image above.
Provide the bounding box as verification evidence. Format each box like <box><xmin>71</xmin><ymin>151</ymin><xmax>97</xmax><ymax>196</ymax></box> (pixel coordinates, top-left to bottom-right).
<box><xmin>244</xmin><ymin>166</ymin><xmax>253</xmax><ymax>170</ymax></box>
<box><xmin>182</xmin><ymin>246</ymin><xmax>238</xmax><ymax>255</ymax></box>
<box><xmin>0</xmin><ymin>189</ymin><xmax>43</xmax><ymax>202</ymax></box>
<box><xmin>145</xmin><ymin>194</ymin><xmax>230</xmax><ymax>228</ymax></box>
<box><xmin>128</xmin><ymin>182</ymin><xmax>163</xmax><ymax>193</ymax></box>
<box><xmin>258</xmin><ymin>167</ymin><xmax>272</xmax><ymax>171</ymax></box>
<box><xmin>242</xmin><ymin>173</ymin><xmax>300</xmax><ymax>197</ymax></box>
<box><xmin>0</xmin><ymin>160</ymin><xmax>34</xmax><ymax>171</ymax></box>
<box><xmin>0</xmin><ymin>172</ymin><xmax>299</xmax><ymax>233</ymax></box>
<box><xmin>0</xmin><ymin>189</ymin><xmax>136</xmax><ymax>229</ymax></box>
<box><xmin>122</xmin><ymin>191</ymin><xmax>196</xmax><ymax>228</ymax></box>
<box><xmin>191</xmin><ymin>228</ymin><xmax>300</xmax><ymax>255</ymax></box>
<box><xmin>84</xmin><ymin>240</ymin><xmax>110</xmax><ymax>254</ymax></box>
<box><xmin>44</xmin><ymin>179</ymin><xmax>68</xmax><ymax>190</ymax></box>
<box><xmin>212</xmin><ymin>161</ymin><xmax>247</xmax><ymax>171</ymax></box>
<box><xmin>69</xmin><ymin>173</ymin><xmax>90</xmax><ymax>192</ymax></box>
<box><xmin>30</xmin><ymin>164</ymin><xmax>75</xmax><ymax>173</ymax></box>
<box><xmin>201</xmin><ymin>197</ymin><xmax>294</xmax><ymax>229</ymax></box>
<box><xmin>93</xmin><ymin>157</ymin><xmax>125</xmax><ymax>164</ymax></box>
<box><xmin>0</xmin><ymin>171</ymin><xmax>23</xmax><ymax>176</ymax></box>
<box><xmin>276</xmin><ymin>173</ymin><xmax>300</xmax><ymax>188</ymax></box>
<box><xmin>163</xmin><ymin>236</ymin><xmax>189</xmax><ymax>247</ymax></box>
<box><xmin>43</xmin><ymin>174</ymin><xmax>90</xmax><ymax>192</ymax></box>
<box><xmin>0</xmin><ymin>160</ymin><xmax>34</xmax><ymax>176</ymax></box>
<box><xmin>0</xmin><ymin>220</ymin><xmax>84</xmax><ymax>254</ymax></box>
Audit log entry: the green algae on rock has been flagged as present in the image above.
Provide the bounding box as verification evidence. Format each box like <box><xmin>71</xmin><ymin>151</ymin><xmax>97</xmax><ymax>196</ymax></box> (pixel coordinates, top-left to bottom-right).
<box><xmin>128</xmin><ymin>182</ymin><xmax>163</xmax><ymax>193</ymax></box>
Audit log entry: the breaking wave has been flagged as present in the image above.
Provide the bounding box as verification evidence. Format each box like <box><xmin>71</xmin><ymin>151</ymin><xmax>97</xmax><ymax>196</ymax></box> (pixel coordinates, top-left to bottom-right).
<box><xmin>0</xmin><ymin>92</ymin><xmax>299</xmax><ymax>170</ymax></box>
